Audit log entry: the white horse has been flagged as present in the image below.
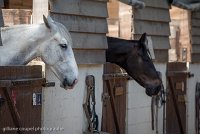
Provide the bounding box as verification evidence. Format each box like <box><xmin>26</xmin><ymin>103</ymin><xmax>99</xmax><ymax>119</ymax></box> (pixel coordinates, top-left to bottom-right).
<box><xmin>0</xmin><ymin>15</ymin><xmax>78</xmax><ymax>89</ymax></box>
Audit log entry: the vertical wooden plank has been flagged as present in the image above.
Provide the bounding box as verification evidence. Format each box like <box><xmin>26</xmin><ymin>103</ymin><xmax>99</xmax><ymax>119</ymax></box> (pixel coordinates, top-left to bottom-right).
<box><xmin>0</xmin><ymin>66</ymin><xmax>42</xmax><ymax>134</ymax></box>
<box><xmin>105</xmin><ymin>80</ymin><xmax>121</xmax><ymax>134</ymax></box>
<box><xmin>166</xmin><ymin>63</ymin><xmax>187</xmax><ymax>134</ymax></box>
<box><xmin>102</xmin><ymin>63</ymin><xmax>127</xmax><ymax>134</ymax></box>
<box><xmin>32</xmin><ymin>0</ymin><xmax>48</xmax><ymax>24</ymax></box>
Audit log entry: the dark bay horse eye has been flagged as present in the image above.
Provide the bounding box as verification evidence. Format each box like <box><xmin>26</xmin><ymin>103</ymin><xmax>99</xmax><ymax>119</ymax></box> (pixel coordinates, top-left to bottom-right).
<box><xmin>59</xmin><ymin>44</ymin><xmax>68</xmax><ymax>49</ymax></box>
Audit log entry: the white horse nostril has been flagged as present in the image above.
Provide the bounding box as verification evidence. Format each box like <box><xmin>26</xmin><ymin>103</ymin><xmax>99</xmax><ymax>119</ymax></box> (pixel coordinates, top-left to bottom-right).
<box><xmin>63</xmin><ymin>78</ymin><xmax>78</xmax><ymax>90</ymax></box>
<box><xmin>73</xmin><ymin>79</ymin><xmax>78</xmax><ymax>85</ymax></box>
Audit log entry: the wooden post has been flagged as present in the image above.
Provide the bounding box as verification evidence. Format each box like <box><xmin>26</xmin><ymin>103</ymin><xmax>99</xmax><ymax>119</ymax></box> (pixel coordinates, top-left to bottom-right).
<box><xmin>32</xmin><ymin>0</ymin><xmax>48</xmax><ymax>24</ymax></box>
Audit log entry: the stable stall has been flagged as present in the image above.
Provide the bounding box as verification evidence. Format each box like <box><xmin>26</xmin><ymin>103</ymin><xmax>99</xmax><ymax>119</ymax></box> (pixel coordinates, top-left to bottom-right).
<box><xmin>0</xmin><ymin>0</ymin><xmax>108</xmax><ymax>134</ymax></box>
<box><xmin>106</xmin><ymin>0</ymin><xmax>170</xmax><ymax>134</ymax></box>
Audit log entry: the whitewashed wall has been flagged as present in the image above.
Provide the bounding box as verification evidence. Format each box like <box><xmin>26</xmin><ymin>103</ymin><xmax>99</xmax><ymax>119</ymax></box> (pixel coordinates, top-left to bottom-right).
<box><xmin>126</xmin><ymin>63</ymin><xmax>167</xmax><ymax>134</ymax></box>
<box><xmin>187</xmin><ymin>63</ymin><xmax>200</xmax><ymax>134</ymax></box>
<box><xmin>42</xmin><ymin>65</ymin><xmax>103</xmax><ymax>134</ymax></box>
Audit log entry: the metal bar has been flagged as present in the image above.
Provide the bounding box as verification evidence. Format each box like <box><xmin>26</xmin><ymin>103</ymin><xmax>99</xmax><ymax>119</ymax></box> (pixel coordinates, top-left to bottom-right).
<box><xmin>105</xmin><ymin>80</ymin><xmax>120</xmax><ymax>134</ymax></box>
<box><xmin>0</xmin><ymin>78</ymin><xmax>45</xmax><ymax>88</ymax></box>
<box><xmin>196</xmin><ymin>83</ymin><xmax>200</xmax><ymax>134</ymax></box>
<box><xmin>103</xmin><ymin>73</ymin><xmax>129</xmax><ymax>80</ymax></box>
<box><xmin>2</xmin><ymin>87</ymin><xmax>23</xmax><ymax>134</ymax></box>
<box><xmin>167</xmin><ymin>71</ymin><xmax>194</xmax><ymax>77</ymax></box>
<box><xmin>151</xmin><ymin>97</ymin><xmax>155</xmax><ymax>130</ymax></box>
<box><xmin>163</xmin><ymin>91</ymin><xmax>166</xmax><ymax>134</ymax></box>
<box><xmin>168</xmin><ymin>77</ymin><xmax>184</xmax><ymax>134</ymax></box>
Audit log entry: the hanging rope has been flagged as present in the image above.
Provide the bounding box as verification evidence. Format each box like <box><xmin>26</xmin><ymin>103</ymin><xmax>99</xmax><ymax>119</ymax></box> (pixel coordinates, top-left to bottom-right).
<box><xmin>196</xmin><ymin>83</ymin><xmax>200</xmax><ymax>134</ymax></box>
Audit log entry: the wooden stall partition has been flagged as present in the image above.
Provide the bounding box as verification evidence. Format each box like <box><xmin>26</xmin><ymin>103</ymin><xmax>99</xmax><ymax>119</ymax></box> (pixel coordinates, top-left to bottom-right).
<box><xmin>0</xmin><ymin>66</ymin><xmax>44</xmax><ymax>134</ymax></box>
<box><xmin>166</xmin><ymin>63</ymin><xmax>188</xmax><ymax>134</ymax></box>
<box><xmin>102</xmin><ymin>63</ymin><xmax>129</xmax><ymax>134</ymax></box>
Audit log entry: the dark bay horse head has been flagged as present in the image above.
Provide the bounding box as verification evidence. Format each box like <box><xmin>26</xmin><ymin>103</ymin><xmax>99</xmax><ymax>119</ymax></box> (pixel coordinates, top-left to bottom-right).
<box><xmin>106</xmin><ymin>33</ymin><xmax>162</xmax><ymax>96</ymax></box>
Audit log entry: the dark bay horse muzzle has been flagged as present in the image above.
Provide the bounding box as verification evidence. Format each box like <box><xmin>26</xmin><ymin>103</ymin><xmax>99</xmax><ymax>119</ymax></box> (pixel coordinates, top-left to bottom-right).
<box><xmin>145</xmin><ymin>84</ymin><xmax>162</xmax><ymax>96</ymax></box>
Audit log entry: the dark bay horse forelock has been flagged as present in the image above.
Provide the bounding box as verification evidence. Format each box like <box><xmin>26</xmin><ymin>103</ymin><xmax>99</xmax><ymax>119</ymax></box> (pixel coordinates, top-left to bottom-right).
<box><xmin>106</xmin><ymin>33</ymin><xmax>162</xmax><ymax>96</ymax></box>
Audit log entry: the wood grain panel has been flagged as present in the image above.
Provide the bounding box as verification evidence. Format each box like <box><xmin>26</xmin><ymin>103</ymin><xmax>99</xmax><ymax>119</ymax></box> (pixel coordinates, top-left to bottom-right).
<box><xmin>154</xmin><ymin>50</ymin><xmax>168</xmax><ymax>62</ymax></box>
<box><xmin>192</xmin><ymin>53</ymin><xmax>200</xmax><ymax>63</ymax></box>
<box><xmin>50</xmin><ymin>0</ymin><xmax>108</xmax><ymax>18</ymax></box>
<box><xmin>133</xmin><ymin>34</ymin><xmax>170</xmax><ymax>49</ymax></box>
<box><xmin>134</xmin><ymin>7</ymin><xmax>170</xmax><ymax>22</ymax></box>
<box><xmin>192</xmin><ymin>36</ymin><xmax>200</xmax><ymax>45</ymax></box>
<box><xmin>191</xmin><ymin>19</ymin><xmax>200</xmax><ymax>27</ymax></box>
<box><xmin>144</xmin><ymin>0</ymin><xmax>169</xmax><ymax>9</ymax></box>
<box><xmin>74</xmin><ymin>50</ymin><xmax>106</xmax><ymax>64</ymax></box>
<box><xmin>192</xmin><ymin>11</ymin><xmax>200</xmax><ymax>19</ymax></box>
<box><xmin>70</xmin><ymin>32</ymin><xmax>107</xmax><ymax>49</ymax></box>
<box><xmin>51</xmin><ymin>13</ymin><xmax>108</xmax><ymax>33</ymax></box>
<box><xmin>192</xmin><ymin>27</ymin><xmax>200</xmax><ymax>36</ymax></box>
<box><xmin>133</xmin><ymin>20</ymin><xmax>170</xmax><ymax>36</ymax></box>
<box><xmin>0</xmin><ymin>66</ymin><xmax>42</xmax><ymax>80</ymax></box>
<box><xmin>192</xmin><ymin>44</ymin><xmax>200</xmax><ymax>53</ymax></box>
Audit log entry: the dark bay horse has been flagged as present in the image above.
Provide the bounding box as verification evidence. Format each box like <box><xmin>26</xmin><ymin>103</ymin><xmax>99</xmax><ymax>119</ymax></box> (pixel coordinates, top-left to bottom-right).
<box><xmin>106</xmin><ymin>33</ymin><xmax>162</xmax><ymax>96</ymax></box>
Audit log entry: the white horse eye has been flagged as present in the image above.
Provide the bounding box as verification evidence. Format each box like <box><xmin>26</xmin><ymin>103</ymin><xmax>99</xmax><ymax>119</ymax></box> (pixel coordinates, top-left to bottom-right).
<box><xmin>59</xmin><ymin>44</ymin><xmax>68</xmax><ymax>49</ymax></box>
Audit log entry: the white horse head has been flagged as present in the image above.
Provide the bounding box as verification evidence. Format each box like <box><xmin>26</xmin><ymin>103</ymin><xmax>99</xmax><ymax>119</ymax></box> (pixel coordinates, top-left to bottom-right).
<box><xmin>0</xmin><ymin>15</ymin><xmax>79</xmax><ymax>89</ymax></box>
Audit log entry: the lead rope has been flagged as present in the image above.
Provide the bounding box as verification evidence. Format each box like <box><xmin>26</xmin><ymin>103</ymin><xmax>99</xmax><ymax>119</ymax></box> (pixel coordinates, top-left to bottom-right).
<box><xmin>84</xmin><ymin>75</ymin><xmax>99</xmax><ymax>133</ymax></box>
<box><xmin>196</xmin><ymin>83</ymin><xmax>200</xmax><ymax>134</ymax></box>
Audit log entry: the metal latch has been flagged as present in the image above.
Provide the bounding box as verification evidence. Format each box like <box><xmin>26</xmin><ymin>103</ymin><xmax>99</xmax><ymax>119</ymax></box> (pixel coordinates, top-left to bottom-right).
<box><xmin>102</xmin><ymin>93</ymin><xmax>110</xmax><ymax>106</ymax></box>
<box><xmin>43</xmin><ymin>82</ymin><xmax>55</xmax><ymax>87</ymax></box>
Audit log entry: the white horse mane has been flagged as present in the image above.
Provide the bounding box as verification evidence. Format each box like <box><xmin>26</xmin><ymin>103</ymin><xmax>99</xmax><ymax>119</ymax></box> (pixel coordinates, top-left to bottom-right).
<box><xmin>54</xmin><ymin>22</ymin><xmax>72</xmax><ymax>45</ymax></box>
<box><xmin>1</xmin><ymin>22</ymin><xmax>72</xmax><ymax>46</ymax></box>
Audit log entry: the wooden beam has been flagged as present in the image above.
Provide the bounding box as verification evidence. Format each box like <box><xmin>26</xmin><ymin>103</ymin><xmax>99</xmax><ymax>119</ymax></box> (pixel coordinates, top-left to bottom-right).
<box><xmin>32</xmin><ymin>0</ymin><xmax>48</xmax><ymax>24</ymax></box>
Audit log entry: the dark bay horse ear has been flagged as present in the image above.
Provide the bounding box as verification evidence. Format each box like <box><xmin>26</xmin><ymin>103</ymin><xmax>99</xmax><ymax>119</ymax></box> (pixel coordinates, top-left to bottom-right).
<box><xmin>139</xmin><ymin>33</ymin><xmax>147</xmax><ymax>44</ymax></box>
<box><xmin>43</xmin><ymin>15</ymin><xmax>51</xmax><ymax>29</ymax></box>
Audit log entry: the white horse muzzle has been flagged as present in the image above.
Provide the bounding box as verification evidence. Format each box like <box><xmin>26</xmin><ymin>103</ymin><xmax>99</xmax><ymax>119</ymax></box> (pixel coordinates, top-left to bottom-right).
<box><xmin>62</xmin><ymin>78</ymin><xmax>78</xmax><ymax>89</ymax></box>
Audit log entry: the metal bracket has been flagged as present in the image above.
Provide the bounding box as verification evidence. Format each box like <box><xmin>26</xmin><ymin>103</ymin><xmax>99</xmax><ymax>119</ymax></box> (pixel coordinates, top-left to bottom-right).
<box><xmin>43</xmin><ymin>82</ymin><xmax>55</xmax><ymax>87</ymax></box>
<box><xmin>102</xmin><ymin>93</ymin><xmax>110</xmax><ymax>106</ymax></box>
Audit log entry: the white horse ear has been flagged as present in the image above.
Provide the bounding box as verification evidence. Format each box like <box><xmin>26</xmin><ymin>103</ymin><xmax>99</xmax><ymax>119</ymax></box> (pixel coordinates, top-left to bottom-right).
<box><xmin>43</xmin><ymin>15</ymin><xmax>55</xmax><ymax>29</ymax></box>
<box><xmin>43</xmin><ymin>15</ymin><xmax>51</xmax><ymax>29</ymax></box>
